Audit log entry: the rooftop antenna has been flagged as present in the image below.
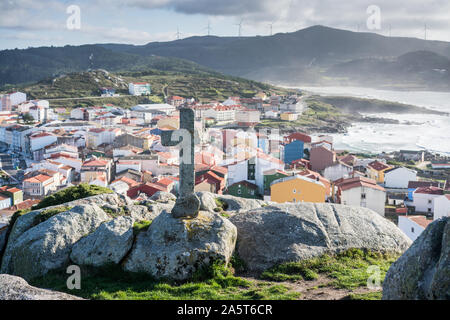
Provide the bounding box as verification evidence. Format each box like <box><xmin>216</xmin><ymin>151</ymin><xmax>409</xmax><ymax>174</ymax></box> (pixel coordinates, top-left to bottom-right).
<box><xmin>269</xmin><ymin>23</ymin><xmax>273</xmax><ymax>36</ymax></box>
<box><xmin>235</xmin><ymin>19</ymin><xmax>243</xmax><ymax>37</ymax></box>
<box><xmin>175</xmin><ymin>27</ymin><xmax>182</xmax><ymax>40</ymax></box>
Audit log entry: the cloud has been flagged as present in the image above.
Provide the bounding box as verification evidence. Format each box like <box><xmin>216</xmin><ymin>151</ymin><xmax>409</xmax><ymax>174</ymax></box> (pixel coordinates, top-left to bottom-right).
<box><xmin>0</xmin><ymin>0</ymin><xmax>65</xmax><ymax>30</ymax></box>
<box><xmin>1</xmin><ymin>0</ymin><xmax>449</xmax><ymax>45</ymax></box>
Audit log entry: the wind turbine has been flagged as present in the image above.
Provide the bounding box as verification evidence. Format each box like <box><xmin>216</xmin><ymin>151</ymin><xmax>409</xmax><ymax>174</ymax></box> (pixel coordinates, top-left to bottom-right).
<box><xmin>235</xmin><ymin>19</ymin><xmax>243</xmax><ymax>37</ymax></box>
<box><xmin>175</xmin><ymin>26</ymin><xmax>182</xmax><ymax>40</ymax></box>
<box><xmin>269</xmin><ymin>23</ymin><xmax>273</xmax><ymax>36</ymax></box>
<box><xmin>205</xmin><ymin>21</ymin><xmax>212</xmax><ymax>36</ymax></box>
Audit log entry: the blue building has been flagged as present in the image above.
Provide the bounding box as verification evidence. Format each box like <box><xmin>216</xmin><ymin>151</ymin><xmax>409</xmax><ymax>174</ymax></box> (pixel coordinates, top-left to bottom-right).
<box><xmin>257</xmin><ymin>137</ymin><xmax>269</xmax><ymax>154</ymax></box>
<box><xmin>283</xmin><ymin>140</ymin><xmax>304</xmax><ymax>164</ymax></box>
<box><xmin>150</xmin><ymin>128</ymin><xmax>162</xmax><ymax>136</ymax></box>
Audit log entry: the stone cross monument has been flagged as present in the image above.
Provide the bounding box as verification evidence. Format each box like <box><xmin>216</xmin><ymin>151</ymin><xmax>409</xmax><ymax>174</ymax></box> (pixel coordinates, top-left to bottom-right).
<box><xmin>161</xmin><ymin>108</ymin><xmax>200</xmax><ymax>218</ymax></box>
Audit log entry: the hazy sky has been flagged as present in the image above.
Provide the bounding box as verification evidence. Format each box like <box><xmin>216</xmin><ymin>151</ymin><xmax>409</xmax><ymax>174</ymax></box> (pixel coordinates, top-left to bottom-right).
<box><xmin>1</xmin><ymin>0</ymin><xmax>449</xmax><ymax>50</ymax></box>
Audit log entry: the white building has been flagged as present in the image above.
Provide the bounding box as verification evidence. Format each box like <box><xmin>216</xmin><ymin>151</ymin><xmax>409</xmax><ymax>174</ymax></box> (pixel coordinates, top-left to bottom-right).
<box><xmin>411</xmin><ymin>187</ymin><xmax>444</xmax><ymax>215</ymax></box>
<box><xmin>29</xmin><ymin>102</ymin><xmax>55</xmax><ymax>123</ymax></box>
<box><xmin>433</xmin><ymin>195</ymin><xmax>450</xmax><ymax>220</ymax></box>
<box><xmin>227</xmin><ymin>152</ymin><xmax>284</xmax><ymax>194</ymax></box>
<box><xmin>86</xmin><ymin>128</ymin><xmax>121</xmax><ymax>148</ymax></box>
<box><xmin>129</xmin><ymin>83</ymin><xmax>151</xmax><ymax>96</ymax></box>
<box><xmin>70</xmin><ymin>108</ymin><xmax>85</xmax><ymax>120</ymax></box>
<box><xmin>51</xmin><ymin>156</ymin><xmax>82</xmax><ymax>172</ymax></box>
<box><xmin>235</xmin><ymin>110</ymin><xmax>260</xmax><ymax>125</ymax></box>
<box><xmin>0</xmin><ymin>92</ymin><xmax>26</xmax><ymax>111</ymax></box>
<box><xmin>204</xmin><ymin>107</ymin><xmax>236</xmax><ymax>122</ymax></box>
<box><xmin>336</xmin><ymin>177</ymin><xmax>386</xmax><ymax>216</ymax></box>
<box><xmin>29</xmin><ymin>132</ymin><xmax>57</xmax><ymax>152</ymax></box>
<box><xmin>398</xmin><ymin>216</ymin><xmax>432</xmax><ymax>242</ymax></box>
<box><xmin>130</xmin><ymin>104</ymin><xmax>175</xmax><ymax>115</ymax></box>
<box><xmin>116</xmin><ymin>160</ymin><xmax>142</xmax><ymax>174</ymax></box>
<box><xmin>280</xmin><ymin>96</ymin><xmax>306</xmax><ymax>114</ymax></box>
<box><xmin>384</xmin><ymin>167</ymin><xmax>417</xmax><ymax>189</ymax></box>
<box><xmin>323</xmin><ymin>162</ymin><xmax>353</xmax><ymax>182</ymax></box>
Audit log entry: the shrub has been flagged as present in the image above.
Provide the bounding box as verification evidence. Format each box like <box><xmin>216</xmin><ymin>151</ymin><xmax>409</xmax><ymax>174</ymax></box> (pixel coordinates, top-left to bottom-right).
<box><xmin>33</xmin><ymin>184</ymin><xmax>113</xmax><ymax>210</ymax></box>
<box><xmin>215</xmin><ymin>198</ymin><xmax>229</xmax><ymax>211</ymax></box>
<box><xmin>37</xmin><ymin>206</ymin><xmax>73</xmax><ymax>224</ymax></box>
<box><xmin>133</xmin><ymin>220</ymin><xmax>152</xmax><ymax>236</ymax></box>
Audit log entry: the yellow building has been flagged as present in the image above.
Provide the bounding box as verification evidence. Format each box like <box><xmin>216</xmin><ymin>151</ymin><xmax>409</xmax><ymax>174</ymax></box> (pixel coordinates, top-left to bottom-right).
<box><xmin>270</xmin><ymin>175</ymin><xmax>326</xmax><ymax>204</ymax></box>
<box><xmin>367</xmin><ymin>160</ymin><xmax>392</xmax><ymax>184</ymax></box>
<box><xmin>280</xmin><ymin>112</ymin><xmax>299</xmax><ymax>121</ymax></box>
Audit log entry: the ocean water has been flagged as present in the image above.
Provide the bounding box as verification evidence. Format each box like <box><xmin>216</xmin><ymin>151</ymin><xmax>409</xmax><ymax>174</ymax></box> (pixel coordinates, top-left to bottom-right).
<box><xmin>299</xmin><ymin>86</ymin><xmax>450</xmax><ymax>155</ymax></box>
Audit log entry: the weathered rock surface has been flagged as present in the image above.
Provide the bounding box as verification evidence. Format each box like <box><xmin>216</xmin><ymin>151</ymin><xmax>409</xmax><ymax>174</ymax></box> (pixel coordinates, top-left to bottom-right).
<box><xmin>0</xmin><ymin>229</ymin><xmax>7</xmax><ymax>255</ymax></box>
<box><xmin>125</xmin><ymin>204</ymin><xmax>157</xmax><ymax>221</ymax></box>
<box><xmin>124</xmin><ymin>210</ymin><xmax>237</xmax><ymax>280</ymax></box>
<box><xmin>217</xmin><ymin>194</ymin><xmax>266</xmax><ymax>213</ymax></box>
<box><xmin>1</xmin><ymin>204</ymin><xmax>110</xmax><ymax>280</ymax></box>
<box><xmin>70</xmin><ymin>216</ymin><xmax>135</xmax><ymax>267</ymax></box>
<box><xmin>150</xmin><ymin>191</ymin><xmax>176</xmax><ymax>203</ymax></box>
<box><xmin>0</xmin><ymin>274</ymin><xmax>83</xmax><ymax>300</ymax></box>
<box><xmin>196</xmin><ymin>192</ymin><xmax>218</xmax><ymax>212</ymax></box>
<box><xmin>229</xmin><ymin>202</ymin><xmax>412</xmax><ymax>271</ymax></box>
<box><xmin>383</xmin><ymin>217</ymin><xmax>449</xmax><ymax>300</ymax></box>
<box><xmin>196</xmin><ymin>192</ymin><xmax>266</xmax><ymax>214</ymax></box>
<box><xmin>171</xmin><ymin>193</ymin><xmax>201</xmax><ymax>218</ymax></box>
<box><xmin>69</xmin><ymin>192</ymin><xmax>130</xmax><ymax>208</ymax></box>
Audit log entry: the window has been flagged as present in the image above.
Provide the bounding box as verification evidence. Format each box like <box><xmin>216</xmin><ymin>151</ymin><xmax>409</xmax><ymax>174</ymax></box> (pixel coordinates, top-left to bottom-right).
<box><xmin>293</xmin><ymin>199</ymin><xmax>296</xmax><ymax>203</ymax></box>
<box><xmin>237</xmin><ymin>189</ymin><xmax>242</xmax><ymax>195</ymax></box>
<box><xmin>411</xmin><ymin>227</ymin><xmax>415</xmax><ymax>233</ymax></box>
<box><xmin>250</xmin><ymin>190</ymin><xmax>254</xmax><ymax>195</ymax></box>
<box><xmin>293</xmin><ymin>189</ymin><xmax>296</xmax><ymax>193</ymax></box>
<box><xmin>428</xmin><ymin>200</ymin><xmax>432</xmax><ymax>204</ymax></box>
<box><xmin>361</xmin><ymin>193</ymin><xmax>366</xmax><ymax>199</ymax></box>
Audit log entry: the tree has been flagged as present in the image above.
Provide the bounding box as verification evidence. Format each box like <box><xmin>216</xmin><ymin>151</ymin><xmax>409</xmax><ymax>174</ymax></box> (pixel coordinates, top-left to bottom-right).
<box><xmin>22</xmin><ymin>113</ymin><xmax>34</xmax><ymax>123</ymax></box>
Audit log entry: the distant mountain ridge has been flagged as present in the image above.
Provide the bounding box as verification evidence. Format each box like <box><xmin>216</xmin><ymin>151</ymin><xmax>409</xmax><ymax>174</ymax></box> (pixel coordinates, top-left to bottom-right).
<box><xmin>2</xmin><ymin>25</ymin><xmax>450</xmax><ymax>90</ymax></box>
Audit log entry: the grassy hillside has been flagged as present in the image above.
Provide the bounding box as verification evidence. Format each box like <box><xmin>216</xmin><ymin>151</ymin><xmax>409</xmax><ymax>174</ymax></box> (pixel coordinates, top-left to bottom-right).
<box><xmin>0</xmin><ymin>45</ymin><xmax>213</xmax><ymax>87</ymax></box>
<box><xmin>2</xmin><ymin>69</ymin><xmax>292</xmax><ymax>108</ymax></box>
<box><xmin>316</xmin><ymin>95</ymin><xmax>448</xmax><ymax>115</ymax></box>
<box><xmin>29</xmin><ymin>249</ymin><xmax>398</xmax><ymax>300</ymax></box>
<box><xmin>2</xmin><ymin>26</ymin><xmax>450</xmax><ymax>90</ymax></box>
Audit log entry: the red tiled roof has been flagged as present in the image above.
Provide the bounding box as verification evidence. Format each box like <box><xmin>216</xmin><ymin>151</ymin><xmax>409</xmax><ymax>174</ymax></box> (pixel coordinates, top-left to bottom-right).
<box><xmin>24</xmin><ymin>174</ymin><xmax>52</xmax><ymax>183</ymax></box>
<box><xmin>408</xmin><ymin>181</ymin><xmax>440</xmax><ymax>189</ymax></box>
<box><xmin>229</xmin><ymin>180</ymin><xmax>258</xmax><ymax>190</ymax></box>
<box><xmin>30</xmin><ymin>132</ymin><xmax>53</xmax><ymax>139</ymax></box>
<box><xmin>336</xmin><ymin>176</ymin><xmax>385</xmax><ymax>192</ymax></box>
<box><xmin>111</xmin><ymin>176</ymin><xmax>139</xmax><ymax>187</ymax></box>
<box><xmin>286</xmin><ymin>132</ymin><xmax>312</xmax><ymax>143</ymax></box>
<box><xmin>155</xmin><ymin>177</ymin><xmax>175</xmax><ymax>188</ymax></box>
<box><xmin>210</xmin><ymin>166</ymin><xmax>228</xmax><ymax>175</ymax></box>
<box><xmin>83</xmin><ymin>159</ymin><xmax>109</xmax><ymax>167</ymax></box>
<box><xmin>414</xmin><ymin>186</ymin><xmax>444</xmax><ymax>195</ymax></box>
<box><xmin>8</xmin><ymin>199</ymin><xmax>40</xmax><ymax>211</ymax></box>
<box><xmin>401</xmin><ymin>215</ymin><xmax>433</xmax><ymax>229</ymax></box>
<box><xmin>368</xmin><ymin>160</ymin><xmax>391</xmax><ymax>171</ymax></box>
